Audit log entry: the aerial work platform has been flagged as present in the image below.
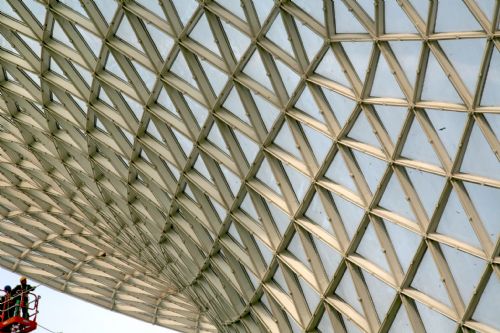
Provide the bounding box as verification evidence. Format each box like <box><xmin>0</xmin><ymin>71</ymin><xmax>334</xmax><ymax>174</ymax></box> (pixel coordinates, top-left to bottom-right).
<box><xmin>0</xmin><ymin>291</ymin><xmax>39</xmax><ymax>333</ymax></box>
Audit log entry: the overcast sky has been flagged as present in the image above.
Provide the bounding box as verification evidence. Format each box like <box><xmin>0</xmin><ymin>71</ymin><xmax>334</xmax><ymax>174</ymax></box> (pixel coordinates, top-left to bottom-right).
<box><xmin>0</xmin><ymin>267</ymin><xmax>176</xmax><ymax>333</ymax></box>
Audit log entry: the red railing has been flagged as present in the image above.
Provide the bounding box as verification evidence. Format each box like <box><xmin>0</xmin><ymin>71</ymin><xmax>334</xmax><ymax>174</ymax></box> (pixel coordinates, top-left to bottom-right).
<box><xmin>0</xmin><ymin>290</ymin><xmax>40</xmax><ymax>323</ymax></box>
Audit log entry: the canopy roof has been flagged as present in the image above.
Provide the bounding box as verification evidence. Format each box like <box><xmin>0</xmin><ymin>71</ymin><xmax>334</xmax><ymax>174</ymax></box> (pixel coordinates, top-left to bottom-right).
<box><xmin>0</xmin><ymin>1</ymin><xmax>499</xmax><ymax>332</ymax></box>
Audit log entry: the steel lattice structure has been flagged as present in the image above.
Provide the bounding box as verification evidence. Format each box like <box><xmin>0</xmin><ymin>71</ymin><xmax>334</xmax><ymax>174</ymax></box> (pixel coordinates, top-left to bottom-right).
<box><xmin>0</xmin><ymin>0</ymin><xmax>499</xmax><ymax>332</ymax></box>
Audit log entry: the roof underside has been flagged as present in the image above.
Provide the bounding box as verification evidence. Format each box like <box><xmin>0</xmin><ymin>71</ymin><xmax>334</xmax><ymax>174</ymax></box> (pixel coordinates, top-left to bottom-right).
<box><xmin>0</xmin><ymin>0</ymin><xmax>499</xmax><ymax>332</ymax></box>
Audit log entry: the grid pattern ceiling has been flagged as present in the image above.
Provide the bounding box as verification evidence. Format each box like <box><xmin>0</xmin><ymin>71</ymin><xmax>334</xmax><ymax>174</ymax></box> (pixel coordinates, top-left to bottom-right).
<box><xmin>0</xmin><ymin>0</ymin><xmax>499</xmax><ymax>332</ymax></box>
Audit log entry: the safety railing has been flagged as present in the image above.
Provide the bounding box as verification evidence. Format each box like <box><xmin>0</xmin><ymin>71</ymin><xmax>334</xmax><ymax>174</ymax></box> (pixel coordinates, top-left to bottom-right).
<box><xmin>0</xmin><ymin>290</ymin><xmax>40</xmax><ymax>323</ymax></box>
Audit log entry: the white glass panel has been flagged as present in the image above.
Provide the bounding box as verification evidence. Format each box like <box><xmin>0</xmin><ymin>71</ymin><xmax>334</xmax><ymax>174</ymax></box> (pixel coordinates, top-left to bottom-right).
<box><xmin>379</xmin><ymin>173</ymin><xmax>416</xmax><ymax>222</ymax></box>
<box><xmin>315</xmin><ymin>48</ymin><xmax>351</xmax><ymax>88</ymax></box>
<box><xmin>436</xmin><ymin>189</ymin><xmax>482</xmax><ymax>249</ymax></box>
<box><xmin>302</xmin><ymin>123</ymin><xmax>331</xmax><ymax>165</ymax></box>
<box><xmin>256</xmin><ymin>157</ymin><xmax>282</xmax><ymax>195</ymax></box>
<box><xmin>105</xmin><ymin>52</ymin><xmax>128</xmax><ymax>81</ymax></box>
<box><xmin>94</xmin><ymin>0</ymin><xmax>117</xmax><ymax>24</ymax></box>
<box><xmin>240</xmin><ymin>193</ymin><xmax>259</xmax><ymax>221</ymax></box>
<box><xmin>335</xmin><ymin>269</ymin><xmax>364</xmax><ymax>315</ymax></box>
<box><xmin>371</xmin><ymin>53</ymin><xmax>405</xmax><ymax>99</ymax></box>
<box><xmin>60</xmin><ymin>0</ymin><xmax>88</xmax><ymax>17</ymax></box>
<box><xmin>116</xmin><ymin>15</ymin><xmax>143</xmax><ymax>51</ymax></box>
<box><xmin>210</xmin><ymin>197</ymin><xmax>227</xmax><ymax>221</ymax></box>
<box><xmin>405</xmin><ymin>167</ymin><xmax>445</xmax><ymax>218</ymax></box>
<box><xmin>193</xmin><ymin>155</ymin><xmax>212</xmax><ymax>181</ymax></box>
<box><xmin>215</xmin><ymin>0</ymin><xmax>246</xmax><ymax>21</ymax></box>
<box><xmin>52</xmin><ymin>20</ymin><xmax>73</xmax><ymax>48</ymax></box>
<box><xmin>251</xmin><ymin>90</ymin><xmax>280</xmax><ymax>131</ymax></box>
<box><xmin>75</xmin><ymin>25</ymin><xmax>102</xmax><ymax>57</ymax></box>
<box><xmin>253</xmin><ymin>0</ymin><xmax>274</xmax><ymax>25</ymax></box>
<box><xmin>189</xmin><ymin>14</ymin><xmax>221</xmax><ymax>56</ymax></box>
<box><xmin>426</xmin><ymin>109</ymin><xmax>467</xmax><ymax>159</ymax></box>
<box><xmin>133</xmin><ymin>61</ymin><xmax>156</xmax><ymax>92</ymax></box>
<box><xmin>273</xmin><ymin>122</ymin><xmax>302</xmax><ymax>160</ymax></box>
<box><xmin>0</xmin><ymin>1</ymin><xmax>21</xmax><ymax>20</ymax></box>
<box><xmin>0</xmin><ymin>34</ymin><xmax>18</xmax><ymax>54</ymax></box>
<box><xmin>268</xmin><ymin>200</ymin><xmax>291</xmax><ymax>235</ymax></box>
<box><xmin>298</xmin><ymin>276</ymin><xmax>320</xmax><ymax>312</ymax></box>
<box><xmin>472</xmin><ymin>272</ymin><xmax>500</xmax><ymax>330</ymax></box>
<box><xmin>388</xmin><ymin>306</ymin><xmax>412</xmax><ymax>333</ymax></box>
<box><xmin>408</xmin><ymin>0</ymin><xmax>428</xmax><ymax>21</ymax></box>
<box><xmin>98</xmin><ymin>87</ymin><xmax>113</xmax><ymax>106</ymax></box>
<box><xmin>122</xmin><ymin>93</ymin><xmax>143</xmax><ymax>120</ymax></box>
<box><xmin>352</xmin><ymin>150</ymin><xmax>387</xmax><ymax>194</ymax></box>
<box><xmin>481</xmin><ymin>47</ymin><xmax>500</xmax><ymax>106</ymax></box>
<box><xmin>461</xmin><ymin>123</ymin><xmax>500</xmax><ymax>181</ymax></box>
<box><xmin>415</xmin><ymin>301</ymin><xmax>457</xmax><ymax>333</ymax></box>
<box><xmin>135</xmin><ymin>0</ymin><xmax>166</xmax><ymax>19</ymax></box>
<box><xmin>341</xmin><ymin>42</ymin><xmax>373</xmax><ymax>83</ymax></box>
<box><xmin>332</xmin><ymin>193</ymin><xmax>364</xmax><ymax>240</ymax></box>
<box><xmin>296</xmin><ymin>19</ymin><xmax>323</xmax><ymax>61</ymax></box>
<box><xmin>384</xmin><ymin>1</ymin><xmax>418</xmax><ymax>33</ymax></box>
<box><xmin>185</xmin><ymin>95</ymin><xmax>208</xmax><ymax>127</ymax></box>
<box><xmin>273</xmin><ymin>265</ymin><xmax>290</xmax><ymax>293</ymax></box>
<box><xmin>146</xmin><ymin>120</ymin><xmax>162</xmax><ymax>142</ymax></box>
<box><xmin>170</xmin><ymin>51</ymin><xmax>198</xmax><ymax>88</ymax></box>
<box><xmin>440</xmin><ymin>244</ymin><xmax>485</xmax><ymax>305</ymax></box>
<box><xmin>357</xmin><ymin>222</ymin><xmax>391</xmax><ymax>274</ymax></box>
<box><xmin>384</xmin><ymin>219</ymin><xmax>421</xmax><ymax>273</ymax></box>
<box><xmin>145</xmin><ymin>23</ymin><xmax>174</xmax><ymax>60</ymax></box>
<box><xmin>321</xmin><ymin>87</ymin><xmax>356</xmax><ymax>128</ymax></box>
<box><xmin>221</xmin><ymin>20</ymin><xmax>250</xmax><ymax>61</ymax></box>
<box><xmin>411</xmin><ymin>250</ymin><xmax>453</xmax><ymax>307</ymax></box>
<box><xmin>325</xmin><ymin>152</ymin><xmax>358</xmax><ymax>194</ymax></box>
<box><xmin>286</xmin><ymin>311</ymin><xmax>302</xmax><ymax>333</ymax></box>
<box><xmin>25</xmin><ymin>0</ymin><xmax>45</xmax><ymax>25</ymax></box>
<box><xmin>485</xmin><ymin>114</ymin><xmax>499</xmax><ymax>139</ymax></box>
<box><xmin>421</xmin><ymin>52</ymin><xmax>463</xmax><ymax>104</ymax></box>
<box><xmin>172</xmin><ymin>128</ymin><xmax>193</xmax><ymax>156</ymax></box>
<box><xmin>348</xmin><ymin>110</ymin><xmax>382</xmax><ymax>148</ymax></box>
<box><xmin>283</xmin><ymin>163</ymin><xmax>309</xmax><ymax>203</ymax></box>
<box><xmin>373</xmin><ymin>104</ymin><xmax>407</xmax><ymax>144</ymax></box>
<box><xmin>389</xmin><ymin>41</ymin><xmax>421</xmax><ymax>86</ymax></box>
<box><xmin>313</xmin><ymin>235</ymin><xmax>342</xmax><ymax>279</ymax></box>
<box><xmin>243</xmin><ymin>51</ymin><xmax>274</xmax><ymax>91</ymax></box>
<box><xmin>19</xmin><ymin>34</ymin><xmax>41</xmax><ymax>57</ymax></box>
<box><xmin>234</xmin><ymin>130</ymin><xmax>259</xmax><ymax>164</ymax></box>
<box><xmin>207</xmin><ymin>123</ymin><xmax>230</xmax><ymax>155</ymax></box>
<box><xmin>464</xmin><ymin>182</ymin><xmax>500</xmax><ymax>243</ymax></box>
<box><xmin>440</xmin><ymin>38</ymin><xmax>485</xmax><ymax>94</ymax></box>
<box><xmin>223</xmin><ymin>87</ymin><xmax>250</xmax><ymax>124</ymax></box>
<box><xmin>200</xmin><ymin>59</ymin><xmax>228</xmax><ymax>96</ymax></box>
<box><xmin>343</xmin><ymin>316</ymin><xmax>364</xmax><ymax>333</ymax></box>
<box><xmin>295</xmin><ymin>86</ymin><xmax>324</xmax><ymax>123</ymax></box>
<box><xmin>275</xmin><ymin>59</ymin><xmax>300</xmax><ymax>96</ymax></box>
<box><xmin>435</xmin><ymin>0</ymin><xmax>481</xmax><ymax>32</ymax></box>
<box><xmin>292</xmin><ymin>0</ymin><xmax>324</xmax><ymax>24</ymax></box>
<box><xmin>266</xmin><ymin>14</ymin><xmax>294</xmax><ymax>57</ymax></box>
<box><xmin>287</xmin><ymin>232</ymin><xmax>312</xmax><ymax>270</ymax></box>
<box><xmin>362</xmin><ymin>270</ymin><xmax>396</xmax><ymax>321</ymax></box>
<box><xmin>171</xmin><ymin>0</ymin><xmax>198</xmax><ymax>26</ymax></box>
<box><xmin>305</xmin><ymin>192</ymin><xmax>334</xmax><ymax>235</ymax></box>
<box><xmin>317</xmin><ymin>309</ymin><xmax>334</xmax><ymax>333</ymax></box>
<box><xmin>220</xmin><ymin>164</ymin><xmax>241</xmax><ymax>196</ymax></box>
<box><xmin>156</xmin><ymin>87</ymin><xmax>178</xmax><ymax>115</ymax></box>
<box><xmin>401</xmin><ymin>117</ymin><xmax>442</xmax><ymax>166</ymax></box>
<box><xmin>334</xmin><ymin>1</ymin><xmax>366</xmax><ymax>33</ymax></box>
<box><xmin>255</xmin><ymin>237</ymin><xmax>273</xmax><ymax>267</ymax></box>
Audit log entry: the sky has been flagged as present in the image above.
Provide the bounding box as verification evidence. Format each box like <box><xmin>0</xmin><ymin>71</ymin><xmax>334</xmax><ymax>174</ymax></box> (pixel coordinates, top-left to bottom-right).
<box><xmin>0</xmin><ymin>267</ymin><xmax>177</xmax><ymax>333</ymax></box>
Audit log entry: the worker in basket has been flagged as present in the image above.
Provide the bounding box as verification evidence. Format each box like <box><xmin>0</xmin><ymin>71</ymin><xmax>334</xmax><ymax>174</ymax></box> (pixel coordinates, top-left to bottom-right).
<box><xmin>12</xmin><ymin>277</ymin><xmax>35</xmax><ymax>319</ymax></box>
<box><xmin>0</xmin><ymin>285</ymin><xmax>14</xmax><ymax>320</ymax></box>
